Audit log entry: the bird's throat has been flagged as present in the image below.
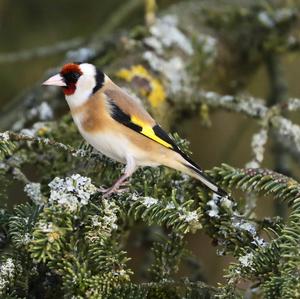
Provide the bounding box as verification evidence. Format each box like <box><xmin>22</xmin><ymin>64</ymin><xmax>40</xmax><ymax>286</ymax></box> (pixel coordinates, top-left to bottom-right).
<box><xmin>63</xmin><ymin>83</ymin><xmax>76</xmax><ymax>95</ymax></box>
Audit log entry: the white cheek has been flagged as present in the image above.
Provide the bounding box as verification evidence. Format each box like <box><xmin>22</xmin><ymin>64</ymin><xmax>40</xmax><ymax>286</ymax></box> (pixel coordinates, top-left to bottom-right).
<box><xmin>65</xmin><ymin>75</ymin><xmax>95</xmax><ymax>108</ymax></box>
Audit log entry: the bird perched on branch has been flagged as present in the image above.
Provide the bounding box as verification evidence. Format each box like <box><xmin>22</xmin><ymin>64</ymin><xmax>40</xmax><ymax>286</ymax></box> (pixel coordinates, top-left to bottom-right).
<box><xmin>43</xmin><ymin>62</ymin><xmax>228</xmax><ymax>197</ymax></box>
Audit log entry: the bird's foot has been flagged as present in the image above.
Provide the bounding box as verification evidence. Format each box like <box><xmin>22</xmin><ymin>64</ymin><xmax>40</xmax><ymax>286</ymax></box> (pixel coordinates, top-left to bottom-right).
<box><xmin>98</xmin><ymin>182</ymin><xmax>129</xmax><ymax>198</ymax></box>
<box><xmin>98</xmin><ymin>170</ymin><xmax>133</xmax><ymax>198</ymax></box>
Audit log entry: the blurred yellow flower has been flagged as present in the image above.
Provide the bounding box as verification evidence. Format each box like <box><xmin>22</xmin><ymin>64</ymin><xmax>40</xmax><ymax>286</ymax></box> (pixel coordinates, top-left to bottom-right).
<box><xmin>116</xmin><ymin>65</ymin><xmax>166</xmax><ymax>108</ymax></box>
<box><xmin>37</xmin><ymin>126</ymin><xmax>49</xmax><ymax>136</ymax></box>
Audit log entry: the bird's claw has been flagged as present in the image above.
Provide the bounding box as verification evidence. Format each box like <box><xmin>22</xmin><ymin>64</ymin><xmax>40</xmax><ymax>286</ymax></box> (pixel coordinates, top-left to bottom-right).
<box><xmin>98</xmin><ymin>185</ymin><xmax>129</xmax><ymax>198</ymax></box>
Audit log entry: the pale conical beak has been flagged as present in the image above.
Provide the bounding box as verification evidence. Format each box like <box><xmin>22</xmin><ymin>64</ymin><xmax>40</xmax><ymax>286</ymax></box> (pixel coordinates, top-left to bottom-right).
<box><xmin>42</xmin><ymin>74</ymin><xmax>66</xmax><ymax>87</ymax></box>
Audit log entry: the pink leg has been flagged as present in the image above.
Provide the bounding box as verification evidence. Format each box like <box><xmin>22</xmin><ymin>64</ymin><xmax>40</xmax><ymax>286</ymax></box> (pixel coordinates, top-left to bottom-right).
<box><xmin>100</xmin><ymin>156</ymin><xmax>136</xmax><ymax>197</ymax></box>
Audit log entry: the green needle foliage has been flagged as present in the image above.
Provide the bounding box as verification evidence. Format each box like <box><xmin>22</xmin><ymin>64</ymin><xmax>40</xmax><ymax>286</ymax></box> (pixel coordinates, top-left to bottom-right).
<box><xmin>209</xmin><ymin>165</ymin><xmax>300</xmax><ymax>298</ymax></box>
<box><xmin>0</xmin><ymin>133</ymin><xmax>16</xmax><ymax>160</ymax></box>
<box><xmin>0</xmin><ymin>118</ymin><xmax>300</xmax><ymax>298</ymax></box>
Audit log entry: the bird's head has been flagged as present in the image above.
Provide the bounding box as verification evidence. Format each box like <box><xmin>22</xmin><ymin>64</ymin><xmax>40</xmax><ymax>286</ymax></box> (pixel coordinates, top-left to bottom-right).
<box><xmin>43</xmin><ymin>62</ymin><xmax>105</xmax><ymax>107</ymax></box>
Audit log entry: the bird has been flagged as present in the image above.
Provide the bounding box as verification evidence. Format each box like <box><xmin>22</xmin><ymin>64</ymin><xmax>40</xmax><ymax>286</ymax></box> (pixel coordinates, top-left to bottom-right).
<box><xmin>42</xmin><ymin>62</ymin><xmax>228</xmax><ymax>197</ymax></box>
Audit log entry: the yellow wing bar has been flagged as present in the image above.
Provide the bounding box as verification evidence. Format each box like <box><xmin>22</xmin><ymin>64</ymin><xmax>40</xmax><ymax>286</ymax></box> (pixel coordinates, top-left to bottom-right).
<box><xmin>131</xmin><ymin>116</ymin><xmax>173</xmax><ymax>149</ymax></box>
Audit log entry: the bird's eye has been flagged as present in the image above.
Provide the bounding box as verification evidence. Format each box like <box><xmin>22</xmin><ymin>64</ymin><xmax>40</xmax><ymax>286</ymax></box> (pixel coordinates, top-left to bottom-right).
<box><xmin>62</xmin><ymin>71</ymin><xmax>81</xmax><ymax>84</ymax></box>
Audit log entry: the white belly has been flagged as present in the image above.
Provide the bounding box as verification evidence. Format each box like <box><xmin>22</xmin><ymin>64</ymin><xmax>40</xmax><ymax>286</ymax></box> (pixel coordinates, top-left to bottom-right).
<box><xmin>81</xmin><ymin>130</ymin><xmax>128</xmax><ymax>163</ymax></box>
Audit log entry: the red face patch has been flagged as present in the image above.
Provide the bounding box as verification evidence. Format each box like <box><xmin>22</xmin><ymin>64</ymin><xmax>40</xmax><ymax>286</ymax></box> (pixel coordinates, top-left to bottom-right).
<box><xmin>60</xmin><ymin>63</ymin><xmax>83</xmax><ymax>95</ymax></box>
<box><xmin>63</xmin><ymin>83</ymin><xmax>76</xmax><ymax>96</ymax></box>
<box><xmin>60</xmin><ymin>63</ymin><xmax>82</xmax><ymax>76</ymax></box>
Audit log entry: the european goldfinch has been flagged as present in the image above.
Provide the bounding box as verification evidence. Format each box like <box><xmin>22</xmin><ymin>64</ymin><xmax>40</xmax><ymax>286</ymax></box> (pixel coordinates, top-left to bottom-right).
<box><xmin>43</xmin><ymin>63</ymin><xmax>227</xmax><ymax>197</ymax></box>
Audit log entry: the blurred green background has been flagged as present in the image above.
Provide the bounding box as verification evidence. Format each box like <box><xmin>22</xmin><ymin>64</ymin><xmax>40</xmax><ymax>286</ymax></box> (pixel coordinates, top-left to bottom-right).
<box><xmin>0</xmin><ymin>0</ymin><xmax>299</xmax><ymax>287</ymax></box>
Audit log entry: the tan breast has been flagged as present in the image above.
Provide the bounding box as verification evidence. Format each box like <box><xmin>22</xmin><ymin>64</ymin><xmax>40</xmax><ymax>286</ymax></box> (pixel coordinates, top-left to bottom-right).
<box><xmin>70</xmin><ymin>92</ymin><xmax>110</xmax><ymax>133</ymax></box>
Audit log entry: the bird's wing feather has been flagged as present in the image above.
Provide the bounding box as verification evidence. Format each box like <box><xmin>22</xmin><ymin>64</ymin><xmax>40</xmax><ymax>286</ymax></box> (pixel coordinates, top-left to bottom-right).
<box><xmin>103</xmin><ymin>79</ymin><xmax>178</xmax><ymax>150</ymax></box>
<box><xmin>104</xmin><ymin>80</ymin><xmax>155</xmax><ymax>127</ymax></box>
<box><xmin>104</xmin><ymin>79</ymin><xmax>207</xmax><ymax>166</ymax></box>
<box><xmin>108</xmin><ymin>100</ymin><xmax>176</xmax><ymax>150</ymax></box>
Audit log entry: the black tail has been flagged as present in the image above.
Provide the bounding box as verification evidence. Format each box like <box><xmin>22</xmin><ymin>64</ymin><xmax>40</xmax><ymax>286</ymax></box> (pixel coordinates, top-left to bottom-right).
<box><xmin>185</xmin><ymin>162</ymin><xmax>228</xmax><ymax>197</ymax></box>
<box><xmin>178</xmin><ymin>151</ymin><xmax>228</xmax><ymax>197</ymax></box>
